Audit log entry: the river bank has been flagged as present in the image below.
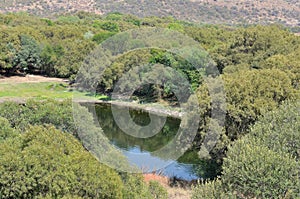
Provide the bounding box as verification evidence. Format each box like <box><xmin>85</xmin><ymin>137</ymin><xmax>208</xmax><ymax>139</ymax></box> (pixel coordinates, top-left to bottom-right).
<box><xmin>0</xmin><ymin>75</ymin><xmax>184</xmax><ymax>118</ymax></box>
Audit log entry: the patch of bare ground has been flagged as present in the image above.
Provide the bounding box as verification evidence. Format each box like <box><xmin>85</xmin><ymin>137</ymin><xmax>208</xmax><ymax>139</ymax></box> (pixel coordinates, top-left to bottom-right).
<box><xmin>143</xmin><ymin>173</ymin><xmax>192</xmax><ymax>199</ymax></box>
<box><xmin>0</xmin><ymin>75</ymin><xmax>68</xmax><ymax>84</ymax></box>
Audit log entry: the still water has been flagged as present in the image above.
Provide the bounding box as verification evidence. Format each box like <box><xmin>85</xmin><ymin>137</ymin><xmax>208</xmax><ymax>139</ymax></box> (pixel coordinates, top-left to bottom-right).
<box><xmin>93</xmin><ymin>103</ymin><xmax>217</xmax><ymax>181</ymax></box>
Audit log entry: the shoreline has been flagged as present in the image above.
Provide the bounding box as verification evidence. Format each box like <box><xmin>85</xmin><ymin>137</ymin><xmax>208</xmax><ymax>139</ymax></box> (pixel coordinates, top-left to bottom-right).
<box><xmin>0</xmin><ymin>97</ymin><xmax>184</xmax><ymax>119</ymax></box>
<box><xmin>76</xmin><ymin>99</ymin><xmax>184</xmax><ymax>119</ymax></box>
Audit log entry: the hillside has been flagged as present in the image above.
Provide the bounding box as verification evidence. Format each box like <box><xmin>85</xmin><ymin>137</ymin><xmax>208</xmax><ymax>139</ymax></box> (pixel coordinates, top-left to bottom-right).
<box><xmin>0</xmin><ymin>0</ymin><xmax>299</xmax><ymax>28</ymax></box>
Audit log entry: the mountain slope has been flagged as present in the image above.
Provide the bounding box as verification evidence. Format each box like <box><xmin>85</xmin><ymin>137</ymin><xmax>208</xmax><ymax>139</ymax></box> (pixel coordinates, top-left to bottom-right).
<box><xmin>0</xmin><ymin>0</ymin><xmax>299</xmax><ymax>27</ymax></box>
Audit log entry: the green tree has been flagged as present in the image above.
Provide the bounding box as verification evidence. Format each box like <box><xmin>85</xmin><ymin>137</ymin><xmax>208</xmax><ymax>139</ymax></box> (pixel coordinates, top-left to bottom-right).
<box><xmin>92</xmin><ymin>31</ymin><xmax>116</xmax><ymax>44</ymax></box>
<box><xmin>93</xmin><ymin>21</ymin><xmax>120</xmax><ymax>32</ymax></box>
<box><xmin>193</xmin><ymin>101</ymin><xmax>300</xmax><ymax>199</ymax></box>
<box><xmin>192</xmin><ymin>179</ymin><xmax>237</xmax><ymax>199</ymax></box>
<box><xmin>12</xmin><ymin>34</ymin><xmax>42</xmax><ymax>73</ymax></box>
<box><xmin>223</xmin><ymin>69</ymin><xmax>297</xmax><ymax>138</ymax></box>
<box><xmin>195</xmin><ymin>68</ymin><xmax>298</xmax><ymax>162</ymax></box>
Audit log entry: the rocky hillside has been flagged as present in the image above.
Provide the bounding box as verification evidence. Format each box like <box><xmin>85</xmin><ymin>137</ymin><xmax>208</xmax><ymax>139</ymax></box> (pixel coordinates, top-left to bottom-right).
<box><xmin>0</xmin><ymin>0</ymin><xmax>299</xmax><ymax>28</ymax></box>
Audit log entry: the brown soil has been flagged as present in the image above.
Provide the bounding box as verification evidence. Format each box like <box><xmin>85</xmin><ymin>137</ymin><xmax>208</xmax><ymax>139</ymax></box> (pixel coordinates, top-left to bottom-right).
<box><xmin>0</xmin><ymin>75</ymin><xmax>67</xmax><ymax>84</ymax></box>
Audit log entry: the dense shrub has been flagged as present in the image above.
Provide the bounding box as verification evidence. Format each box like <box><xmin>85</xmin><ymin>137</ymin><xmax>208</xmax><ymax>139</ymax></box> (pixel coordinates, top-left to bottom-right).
<box><xmin>0</xmin><ymin>117</ymin><xmax>18</xmax><ymax>142</ymax></box>
<box><xmin>0</xmin><ymin>100</ymin><xmax>168</xmax><ymax>198</ymax></box>
<box><xmin>192</xmin><ymin>179</ymin><xmax>237</xmax><ymax>199</ymax></box>
<box><xmin>249</xmin><ymin>101</ymin><xmax>300</xmax><ymax>160</ymax></box>
<box><xmin>222</xmin><ymin>138</ymin><xmax>299</xmax><ymax>198</ymax></box>
<box><xmin>193</xmin><ymin>101</ymin><xmax>300</xmax><ymax>198</ymax></box>
<box><xmin>0</xmin><ymin>99</ymin><xmax>131</xmax><ymax>170</ymax></box>
<box><xmin>92</xmin><ymin>31</ymin><xmax>116</xmax><ymax>44</ymax></box>
<box><xmin>0</xmin><ymin>99</ymin><xmax>75</xmax><ymax>132</ymax></box>
<box><xmin>121</xmin><ymin>173</ymin><xmax>167</xmax><ymax>199</ymax></box>
<box><xmin>0</xmin><ymin>125</ymin><xmax>124</xmax><ymax>198</ymax></box>
<box><xmin>148</xmin><ymin>181</ymin><xmax>168</xmax><ymax>199</ymax></box>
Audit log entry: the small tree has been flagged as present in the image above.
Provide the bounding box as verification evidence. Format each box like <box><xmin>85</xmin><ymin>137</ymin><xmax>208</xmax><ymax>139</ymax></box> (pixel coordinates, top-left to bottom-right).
<box><xmin>12</xmin><ymin>35</ymin><xmax>42</xmax><ymax>73</ymax></box>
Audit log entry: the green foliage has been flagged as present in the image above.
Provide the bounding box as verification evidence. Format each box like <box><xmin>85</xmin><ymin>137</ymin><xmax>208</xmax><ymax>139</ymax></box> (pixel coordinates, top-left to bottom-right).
<box><xmin>93</xmin><ymin>21</ymin><xmax>120</xmax><ymax>32</ymax></box>
<box><xmin>123</xmin><ymin>15</ymin><xmax>141</xmax><ymax>27</ymax></box>
<box><xmin>41</xmin><ymin>18</ymin><xmax>54</xmax><ymax>26</ymax></box>
<box><xmin>92</xmin><ymin>31</ymin><xmax>116</xmax><ymax>44</ymax></box>
<box><xmin>148</xmin><ymin>181</ymin><xmax>168</xmax><ymax>199</ymax></box>
<box><xmin>0</xmin><ymin>100</ymin><xmax>167</xmax><ymax>198</ymax></box>
<box><xmin>0</xmin><ymin>99</ymin><xmax>128</xmax><ymax>167</ymax></box>
<box><xmin>193</xmin><ymin>101</ymin><xmax>300</xmax><ymax>199</ymax></box>
<box><xmin>0</xmin><ymin>13</ymin><xmax>299</xmax><ymax>85</ymax></box>
<box><xmin>262</xmin><ymin>49</ymin><xmax>300</xmax><ymax>88</ymax></box>
<box><xmin>12</xmin><ymin>34</ymin><xmax>42</xmax><ymax>72</ymax></box>
<box><xmin>57</xmin><ymin>15</ymin><xmax>81</xmax><ymax>23</ymax></box>
<box><xmin>0</xmin><ymin>117</ymin><xmax>18</xmax><ymax>142</ymax></box>
<box><xmin>250</xmin><ymin>101</ymin><xmax>300</xmax><ymax>161</ymax></box>
<box><xmin>195</xmin><ymin>67</ymin><xmax>298</xmax><ymax>163</ymax></box>
<box><xmin>222</xmin><ymin>138</ymin><xmax>299</xmax><ymax>198</ymax></box>
<box><xmin>105</xmin><ymin>12</ymin><xmax>124</xmax><ymax>21</ymax></box>
<box><xmin>121</xmin><ymin>173</ymin><xmax>167</xmax><ymax>199</ymax></box>
<box><xmin>168</xmin><ymin>22</ymin><xmax>184</xmax><ymax>32</ymax></box>
<box><xmin>0</xmin><ymin>14</ymin><xmax>300</xmax><ymax>198</ymax></box>
<box><xmin>192</xmin><ymin>179</ymin><xmax>237</xmax><ymax>199</ymax></box>
<box><xmin>0</xmin><ymin>125</ymin><xmax>124</xmax><ymax>198</ymax></box>
<box><xmin>0</xmin><ymin>99</ymin><xmax>75</xmax><ymax>132</ymax></box>
<box><xmin>223</xmin><ymin>69</ymin><xmax>297</xmax><ymax>138</ymax></box>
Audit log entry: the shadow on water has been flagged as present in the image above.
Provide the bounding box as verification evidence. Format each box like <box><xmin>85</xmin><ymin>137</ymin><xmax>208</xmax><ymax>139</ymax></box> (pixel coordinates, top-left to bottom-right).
<box><xmin>88</xmin><ymin>103</ymin><xmax>219</xmax><ymax>181</ymax></box>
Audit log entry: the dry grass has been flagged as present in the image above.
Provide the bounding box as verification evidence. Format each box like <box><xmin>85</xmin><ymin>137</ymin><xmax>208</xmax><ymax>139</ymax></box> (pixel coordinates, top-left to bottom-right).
<box><xmin>143</xmin><ymin>173</ymin><xmax>193</xmax><ymax>199</ymax></box>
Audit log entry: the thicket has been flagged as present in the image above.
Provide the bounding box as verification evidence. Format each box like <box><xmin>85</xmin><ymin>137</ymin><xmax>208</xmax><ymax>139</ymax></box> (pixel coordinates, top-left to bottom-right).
<box><xmin>192</xmin><ymin>101</ymin><xmax>300</xmax><ymax>198</ymax></box>
<box><xmin>0</xmin><ymin>100</ymin><xmax>168</xmax><ymax>198</ymax></box>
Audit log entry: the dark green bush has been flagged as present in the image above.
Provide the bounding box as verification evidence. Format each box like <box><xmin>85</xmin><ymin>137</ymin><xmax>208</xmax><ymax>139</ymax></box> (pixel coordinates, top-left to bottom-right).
<box><xmin>0</xmin><ymin>99</ymin><xmax>75</xmax><ymax>133</ymax></box>
<box><xmin>92</xmin><ymin>31</ymin><xmax>116</xmax><ymax>44</ymax></box>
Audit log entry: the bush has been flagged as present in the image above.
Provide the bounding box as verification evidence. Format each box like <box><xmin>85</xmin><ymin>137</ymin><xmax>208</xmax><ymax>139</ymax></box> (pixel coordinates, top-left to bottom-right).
<box><xmin>0</xmin><ymin>117</ymin><xmax>18</xmax><ymax>142</ymax></box>
<box><xmin>250</xmin><ymin>101</ymin><xmax>300</xmax><ymax>160</ymax></box>
<box><xmin>193</xmin><ymin>101</ymin><xmax>300</xmax><ymax>199</ymax></box>
<box><xmin>92</xmin><ymin>31</ymin><xmax>116</xmax><ymax>44</ymax></box>
<box><xmin>222</xmin><ymin>138</ymin><xmax>299</xmax><ymax>198</ymax></box>
<box><xmin>0</xmin><ymin>99</ymin><xmax>75</xmax><ymax>133</ymax></box>
<box><xmin>148</xmin><ymin>181</ymin><xmax>168</xmax><ymax>199</ymax></box>
<box><xmin>0</xmin><ymin>100</ymin><xmax>168</xmax><ymax>198</ymax></box>
<box><xmin>0</xmin><ymin>99</ymin><xmax>130</xmax><ymax>171</ymax></box>
<box><xmin>120</xmin><ymin>173</ymin><xmax>168</xmax><ymax>199</ymax></box>
<box><xmin>192</xmin><ymin>179</ymin><xmax>237</xmax><ymax>199</ymax></box>
<box><xmin>0</xmin><ymin>125</ymin><xmax>124</xmax><ymax>198</ymax></box>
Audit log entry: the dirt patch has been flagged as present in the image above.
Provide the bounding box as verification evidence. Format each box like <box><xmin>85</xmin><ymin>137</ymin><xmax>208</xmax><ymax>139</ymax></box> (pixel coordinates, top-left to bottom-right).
<box><xmin>0</xmin><ymin>75</ymin><xmax>67</xmax><ymax>84</ymax></box>
<box><xmin>143</xmin><ymin>173</ymin><xmax>192</xmax><ymax>199</ymax></box>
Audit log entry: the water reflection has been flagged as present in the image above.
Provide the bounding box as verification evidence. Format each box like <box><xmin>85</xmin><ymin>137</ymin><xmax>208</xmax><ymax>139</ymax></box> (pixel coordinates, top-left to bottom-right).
<box><xmin>92</xmin><ymin>103</ymin><xmax>217</xmax><ymax>180</ymax></box>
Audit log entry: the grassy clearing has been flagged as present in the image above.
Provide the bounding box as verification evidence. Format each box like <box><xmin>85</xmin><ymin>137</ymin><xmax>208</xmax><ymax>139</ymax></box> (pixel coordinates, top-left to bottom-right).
<box><xmin>0</xmin><ymin>82</ymin><xmax>108</xmax><ymax>100</ymax></box>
